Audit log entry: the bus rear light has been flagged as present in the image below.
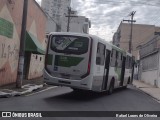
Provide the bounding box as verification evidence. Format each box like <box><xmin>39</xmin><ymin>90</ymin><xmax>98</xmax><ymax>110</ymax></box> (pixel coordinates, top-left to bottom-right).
<box><xmin>81</xmin><ymin>37</ymin><xmax>93</xmax><ymax>79</ymax></box>
<box><xmin>88</xmin><ymin>62</ymin><xmax>91</xmax><ymax>73</ymax></box>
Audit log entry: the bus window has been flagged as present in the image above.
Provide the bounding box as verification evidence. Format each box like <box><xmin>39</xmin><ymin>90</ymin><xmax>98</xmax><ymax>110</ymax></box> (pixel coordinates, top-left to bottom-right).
<box><xmin>125</xmin><ymin>56</ymin><xmax>132</xmax><ymax>69</ymax></box>
<box><xmin>121</xmin><ymin>54</ymin><xmax>123</xmax><ymax>60</ymax></box>
<box><xmin>125</xmin><ymin>56</ymin><xmax>128</xmax><ymax>69</ymax></box>
<box><xmin>117</xmin><ymin>52</ymin><xmax>122</xmax><ymax>68</ymax></box>
<box><xmin>110</xmin><ymin>49</ymin><xmax>116</xmax><ymax>67</ymax></box>
<box><xmin>96</xmin><ymin>42</ymin><xmax>105</xmax><ymax>65</ymax></box>
<box><xmin>116</xmin><ymin>51</ymin><xmax>118</xmax><ymax>58</ymax></box>
<box><xmin>50</xmin><ymin>35</ymin><xmax>89</xmax><ymax>54</ymax></box>
<box><xmin>129</xmin><ymin>57</ymin><xmax>132</xmax><ymax>69</ymax></box>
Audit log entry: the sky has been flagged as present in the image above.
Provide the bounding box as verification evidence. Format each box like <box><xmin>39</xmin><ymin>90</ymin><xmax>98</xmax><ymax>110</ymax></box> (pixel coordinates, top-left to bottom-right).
<box><xmin>36</xmin><ymin>0</ymin><xmax>160</xmax><ymax>41</ymax></box>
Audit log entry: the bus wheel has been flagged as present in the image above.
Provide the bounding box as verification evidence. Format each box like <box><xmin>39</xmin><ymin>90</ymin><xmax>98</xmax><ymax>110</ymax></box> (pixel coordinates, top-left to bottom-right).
<box><xmin>108</xmin><ymin>81</ymin><xmax>114</xmax><ymax>95</ymax></box>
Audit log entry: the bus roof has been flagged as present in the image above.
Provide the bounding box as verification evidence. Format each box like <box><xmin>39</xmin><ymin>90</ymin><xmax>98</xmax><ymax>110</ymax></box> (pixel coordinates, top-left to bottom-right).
<box><xmin>49</xmin><ymin>32</ymin><xmax>90</xmax><ymax>37</ymax></box>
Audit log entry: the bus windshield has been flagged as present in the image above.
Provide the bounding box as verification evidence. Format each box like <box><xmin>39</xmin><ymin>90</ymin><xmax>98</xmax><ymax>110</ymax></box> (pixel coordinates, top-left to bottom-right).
<box><xmin>50</xmin><ymin>35</ymin><xmax>89</xmax><ymax>54</ymax></box>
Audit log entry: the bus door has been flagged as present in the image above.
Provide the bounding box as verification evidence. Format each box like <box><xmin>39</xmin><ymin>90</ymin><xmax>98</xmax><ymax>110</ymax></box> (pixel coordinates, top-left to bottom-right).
<box><xmin>120</xmin><ymin>56</ymin><xmax>126</xmax><ymax>86</ymax></box>
<box><xmin>102</xmin><ymin>49</ymin><xmax>111</xmax><ymax>90</ymax></box>
<box><xmin>131</xmin><ymin>56</ymin><xmax>135</xmax><ymax>83</ymax></box>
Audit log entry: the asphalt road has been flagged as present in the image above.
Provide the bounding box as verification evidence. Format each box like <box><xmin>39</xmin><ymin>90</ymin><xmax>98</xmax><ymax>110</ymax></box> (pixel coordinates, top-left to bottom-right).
<box><xmin>0</xmin><ymin>85</ymin><xmax>160</xmax><ymax>120</ymax></box>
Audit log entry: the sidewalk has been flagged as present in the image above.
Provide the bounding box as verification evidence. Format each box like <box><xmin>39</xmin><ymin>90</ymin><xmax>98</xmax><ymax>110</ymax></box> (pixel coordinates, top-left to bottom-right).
<box><xmin>0</xmin><ymin>77</ymin><xmax>47</xmax><ymax>98</ymax></box>
<box><xmin>133</xmin><ymin>80</ymin><xmax>160</xmax><ymax>101</ymax></box>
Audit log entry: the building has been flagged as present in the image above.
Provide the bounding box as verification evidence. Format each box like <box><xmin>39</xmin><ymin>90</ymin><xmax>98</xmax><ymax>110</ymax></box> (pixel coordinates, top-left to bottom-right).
<box><xmin>41</xmin><ymin>0</ymin><xmax>71</xmax><ymax>23</ymax></box>
<box><xmin>139</xmin><ymin>35</ymin><xmax>160</xmax><ymax>88</ymax></box>
<box><xmin>61</xmin><ymin>15</ymin><xmax>91</xmax><ymax>34</ymax></box>
<box><xmin>24</xmin><ymin>0</ymin><xmax>47</xmax><ymax>80</ymax></box>
<box><xmin>113</xmin><ymin>22</ymin><xmax>160</xmax><ymax>60</ymax></box>
<box><xmin>45</xmin><ymin>14</ymin><xmax>59</xmax><ymax>33</ymax></box>
<box><xmin>41</xmin><ymin>0</ymin><xmax>71</xmax><ymax>32</ymax></box>
<box><xmin>0</xmin><ymin>0</ymin><xmax>23</xmax><ymax>86</ymax></box>
<box><xmin>0</xmin><ymin>0</ymin><xmax>47</xmax><ymax>86</ymax></box>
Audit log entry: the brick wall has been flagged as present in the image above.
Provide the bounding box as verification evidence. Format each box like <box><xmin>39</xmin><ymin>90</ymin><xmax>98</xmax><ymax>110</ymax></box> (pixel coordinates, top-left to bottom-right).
<box><xmin>26</xmin><ymin>0</ymin><xmax>47</xmax><ymax>79</ymax></box>
<box><xmin>0</xmin><ymin>0</ymin><xmax>23</xmax><ymax>86</ymax></box>
<box><xmin>115</xmin><ymin>23</ymin><xmax>159</xmax><ymax>59</ymax></box>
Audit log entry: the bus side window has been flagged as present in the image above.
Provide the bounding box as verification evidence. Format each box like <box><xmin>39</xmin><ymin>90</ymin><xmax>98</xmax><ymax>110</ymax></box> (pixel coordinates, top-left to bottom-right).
<box><xmin>96</xmin><ymin>42</ymin><xmax>105</xmax><ymax>65</ymax></box>
<box><xmin>129</xmin><ymin>57</ymin><xmax>132</xmax><ymax>69</ymax></box>
<box><xmin>125</xmin><ymin>56</ymin><xmax>130</xmax><ymax>69</ymax></box>
<box><xmin>125</xmin><ymin>56</ymin><xmax>128</xmax><ymax>68</ymax></box>
<box><xmin>110</xmin><ymin>49</ymin><xmax>116</xmax><ymax>67</ymax></box>
<box><xmin>117</xmin><ymin>52</ymin><xmax>122</xmax><ymax>68</ymax></box>
<box><xmin>96</xmin><ymin>57</ymin><xmax>101</xmax><ymax>65</ymax></box>
<box><xmin>115</xmin><ymin>51</ymin><xmax>118</xmax><ymax>67</ymax></box>
<box><xmin>111</xmin><ymin>50</ymin><xmax>113</xmax><ymax>57</ymax></box>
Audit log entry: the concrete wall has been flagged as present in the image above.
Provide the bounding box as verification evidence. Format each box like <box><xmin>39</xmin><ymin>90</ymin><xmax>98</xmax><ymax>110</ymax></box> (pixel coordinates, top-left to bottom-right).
<box><xmin>140</xmin><ymin>52</ymin><xmax>160</xmax><ymax>88</ymax></box>
<box><xmin>28</xmin><ymin>53</ymin><xmax>44</xmax><ymax>79</ymax></box>
<box><xmin>141</xmin><ymin>70</ymin><xmax>158</xmax><ymax>86</ymax></box>
<box><xmin>157</xmin><ymin>52</ymin><xmax>160</xmax><ymax>88</ymax></box>
<box><xmin>26</xmin><ymin>0</ymin><xmax>47</xmax><ymax>79</ymax></box>
<box><xmin>0</xmin><ymin>0</ymin><xmax>23</xmax><ymax>86</ymax></box>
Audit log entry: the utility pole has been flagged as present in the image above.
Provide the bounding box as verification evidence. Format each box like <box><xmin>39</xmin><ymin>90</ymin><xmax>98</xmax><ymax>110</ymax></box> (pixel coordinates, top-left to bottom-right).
<box><xmin>123</xmin><ymin>11</ymin><xmax>136</xmax><ymax>53</ymax></box>
<box><xmin>67</xmin><ymin>7</ymin><xmax>71</xmax><ymax>32</ymax></box>
<box><xmin>66</xmin><ymin>7</ymin><xmax>78</xmax><ymax>32</ymax></box>
<box><xmin>16</xmin><ymin>0</ymin><xmax>28</xmax><ymax>88</ymax></box>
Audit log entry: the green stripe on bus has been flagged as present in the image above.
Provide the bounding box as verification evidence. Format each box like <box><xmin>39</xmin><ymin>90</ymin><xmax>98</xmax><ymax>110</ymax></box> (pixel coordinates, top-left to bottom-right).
<box><xmin>55</xmin><ymin>55</ymin><xmax>84</xmax><ymax>67</ymax></box>
<box><xmin>115</xmin><ymin>67</ymin><xmax>121</xmax><ymax>81</ymax></box>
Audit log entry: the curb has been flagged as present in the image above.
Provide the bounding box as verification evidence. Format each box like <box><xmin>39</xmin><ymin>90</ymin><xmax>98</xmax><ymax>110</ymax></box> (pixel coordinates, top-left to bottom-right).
<box><xmin>132</xmin><ymin>84</ymin><xmax>160</xmax><ymax>102</ymax></box>
<box><xmin>0</xmin><ymin>84</ymin><xmax>43</xmax><ymax>98</ymax></box>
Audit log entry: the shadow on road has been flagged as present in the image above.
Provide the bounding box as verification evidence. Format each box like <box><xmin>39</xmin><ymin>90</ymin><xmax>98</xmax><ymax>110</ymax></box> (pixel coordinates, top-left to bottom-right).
<box><xmin>44</xmin><ymin>87</ymin><xmax>129</xmax><ymax>102</ymax></box>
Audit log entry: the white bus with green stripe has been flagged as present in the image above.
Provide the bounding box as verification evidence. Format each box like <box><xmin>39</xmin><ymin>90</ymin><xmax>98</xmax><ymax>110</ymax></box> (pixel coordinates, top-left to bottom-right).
<box><xmin>44</xmin><ymin>32</ymin><xmax>134</xmax><ymax>93</ymax></box>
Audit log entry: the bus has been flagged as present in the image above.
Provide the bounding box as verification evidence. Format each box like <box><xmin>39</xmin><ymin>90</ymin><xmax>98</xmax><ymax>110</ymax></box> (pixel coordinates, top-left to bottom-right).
<box><xmin>43</xmin><ymin>32</ymin><xmax>134</xmax><ymax>94</ymax></box>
